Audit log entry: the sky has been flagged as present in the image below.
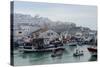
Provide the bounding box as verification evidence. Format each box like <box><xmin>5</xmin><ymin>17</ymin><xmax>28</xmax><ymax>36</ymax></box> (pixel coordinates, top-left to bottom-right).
<box><xmin>13</xmin><ymin>1</ymin><xmax>97</xmax><ymax>30</ymax></box>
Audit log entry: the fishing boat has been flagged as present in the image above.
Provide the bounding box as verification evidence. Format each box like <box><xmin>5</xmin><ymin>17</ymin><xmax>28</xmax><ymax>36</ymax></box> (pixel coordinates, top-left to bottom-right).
<box><xmin>19</xmin><ymin>38</ymin><xmax>65</xmax><ymax>52</ymax></box>
<box><xmin>87</xmin><ymin>38</ymin><xmax>97</xmax><ymax>56</ymax></box>
<box><xmin>73</xmin><ymin>44</ymin><xmax>84</xmax><ymax>57</ymax></box>
<box><xmin>20</xmin><ymin>46</ymin><xmax>65</xmax><ymax>52</ymax></box>
<box><xmin>87</xmin><ymin>47</ymin><xmax>97</xmax><ymax>53</ymax></box>
<box><xmin>73</xmin><ymin>49</ymin><xmax>84</xmax><ymax>56</ymax></box>
<box><xmin>87</xmin><ymin>46</ymin><xmax>97</xmax><ymax>56</ymax></box>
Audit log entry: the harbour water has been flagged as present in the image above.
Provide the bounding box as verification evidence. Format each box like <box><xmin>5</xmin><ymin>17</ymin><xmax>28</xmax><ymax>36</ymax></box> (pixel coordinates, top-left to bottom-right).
<box><xmin>13</xmin><ymin>45</ymin><xmax>97</xmax><ymax>66</ymax></box>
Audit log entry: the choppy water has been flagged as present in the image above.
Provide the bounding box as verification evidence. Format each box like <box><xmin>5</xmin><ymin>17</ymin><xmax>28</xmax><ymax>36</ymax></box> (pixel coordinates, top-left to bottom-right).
<box><xmin>13</xmin><ymin>45</ymin><xmax>97</xmax><ymax>66</ymax></box>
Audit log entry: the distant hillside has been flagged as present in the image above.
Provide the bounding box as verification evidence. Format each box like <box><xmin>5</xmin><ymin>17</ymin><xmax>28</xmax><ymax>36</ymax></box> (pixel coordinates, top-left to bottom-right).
<box><xmin>13</xmin><ymin>13</ymin><xmax>94</xmax><ymax>34</ymax></box>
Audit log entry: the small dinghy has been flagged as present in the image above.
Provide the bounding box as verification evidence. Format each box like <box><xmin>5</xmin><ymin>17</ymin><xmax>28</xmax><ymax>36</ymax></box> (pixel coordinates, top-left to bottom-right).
<box><xmin>51</xmin><ymin>52</ymin><xmax>63</xmax><ymax>57</ymax></box>
<box><xmin>73</xmin><ymin>49</ymin><xmax>84</xmax><ymax>56</ymax></box>
<box><xmin>51</xmin><ymin>47</ymin><xmax>65</xmax><ymax>57</ymax></box>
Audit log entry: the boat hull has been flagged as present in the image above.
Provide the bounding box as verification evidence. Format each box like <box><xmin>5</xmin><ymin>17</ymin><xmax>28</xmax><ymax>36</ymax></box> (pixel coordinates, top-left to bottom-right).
<box><xmin>73</xmin><ymin>53</ymin><xmax>84</xmax><ymax>56</ymax></box>
<box><xmin>87</xmin><ymin>48</ymin><xmax>97</xmax><ymax>53</ymax></box>
<box><xmin>19</xmin><ymin>47</ymin><xmax>65</xmax><ymax>53</ymax></box>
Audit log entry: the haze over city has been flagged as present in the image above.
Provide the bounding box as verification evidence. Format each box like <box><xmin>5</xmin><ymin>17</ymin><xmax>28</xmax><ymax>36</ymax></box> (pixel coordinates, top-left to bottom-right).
<box><xmin>14</xmin><ymin>1</ymin><xmax>97</xmax><ymax>30</ymax></box>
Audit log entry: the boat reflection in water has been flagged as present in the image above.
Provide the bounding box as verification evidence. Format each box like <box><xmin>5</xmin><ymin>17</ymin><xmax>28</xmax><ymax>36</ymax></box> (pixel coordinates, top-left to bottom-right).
<box><xmin>88</xmin><ymin>55</ymin><xmax>97</xmax><ymax>61</ymax></box>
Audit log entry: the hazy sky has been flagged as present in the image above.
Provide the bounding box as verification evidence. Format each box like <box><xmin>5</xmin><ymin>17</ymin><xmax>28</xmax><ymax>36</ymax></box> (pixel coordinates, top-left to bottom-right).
<box><xmin>13</xmin><ymin>1</ymin><xmax>97</xmax><ymax>30</ymax></box>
